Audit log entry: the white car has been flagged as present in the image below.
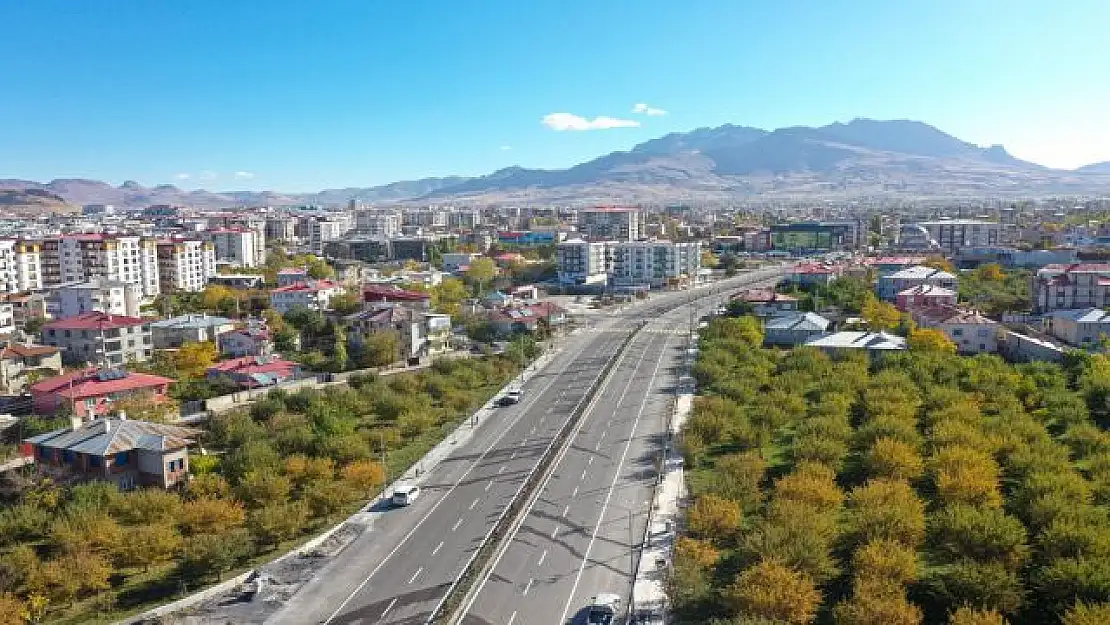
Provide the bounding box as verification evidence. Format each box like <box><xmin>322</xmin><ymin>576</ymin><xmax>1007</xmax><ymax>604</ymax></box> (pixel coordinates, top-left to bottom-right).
<box><xmin>392</xmin><ymin>483</ymin><xmax>420</xmax><ymax>506</ymax></box>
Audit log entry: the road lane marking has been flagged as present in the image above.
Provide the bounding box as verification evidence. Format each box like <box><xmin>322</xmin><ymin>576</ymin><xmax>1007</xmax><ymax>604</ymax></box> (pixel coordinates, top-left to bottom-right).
<box><xmin>531</xmin><ymin>425</ymin><xmax>537</xmax><ymax>434</ymax></box>
<box><xmin>320</xmin><ymin>328</ymin><xmax>608</xmax><ymax>624</ymax></box>
<box><xmin>508</xmin><ymin>611</ymin><xmax>517</xmax><ymax>625</ymax></box>
<box><xmin>552</xmin><ymin>526</ymin><xmax>560</xmax><ymax>539</ymax></box>
<box><xmin>588</xmin><ymin>456</ymin><xmax>594</xmax><ymax>466</ymax></box>
<box><xmin>485</xmin><ymin>481</ymin><xmax>493</xmax><ymax>492</ymax></box>
<box><xmin>580</xmin><ymin>469</ymin><xmax>587</xmax><ymax>481</ymax></box>
<box><xmin>538</xmin><ymin>549</ymin><xmax>548</xmax><ymax>566</ymax></box>
<box><xmin>595</xmin><ymin>440</ymin><xmax>602</xmax><ymax>450</ymax></box>
<box><xmin>523</xmin><ymin>577</ymin><xmax>534</xmax><ymax>596</ymax></box>
<box><xmin>408</xmin><ymin>567</ymin><xmax>423</xmax><ymax>584</ymax></box>
<box><xmin>562</xmin><ymin>504</ymin><xmax>570</xmax><ymax>517</ymax></box>
<box><xmin>572</xmin><ymin>486</ymin><xmax>579</xmax><ymax>497</ymax></box>
<box><xmin>432</xmin><ymin>541</ymin><xmax>443</xmax><ymax>555</ymax></box>
<box><xmin>469</xmin><ymin>498</ymin><xmax>480</xmax><ymax>510</ymax></box>
<box><xmin>381</xmin><ymin>597</ymin><xmax>398</xmax><ymax>619</ymax></box>
<box><xmin>510</xmin><ymin>451</ymin><xmax>517</xmax><ymax>460</ymax></box>
<box><xmin>498</xmin><ymin>466</ymin><xmax>506</xmax><ymax>474</ymax></box>
<box><xmin>452</xmin><ymin>518</ymin><xmax>464</xmax><ymax>532</ymax></box>
<box><xmin>601</xmin><ymin>429</ymin><xmax>608</xmax><ymax>440</ymax></box>
<box><xmin>559</xmin><ymin>333</ymin><xmax>672</xmax><ymax>623</ymax></box>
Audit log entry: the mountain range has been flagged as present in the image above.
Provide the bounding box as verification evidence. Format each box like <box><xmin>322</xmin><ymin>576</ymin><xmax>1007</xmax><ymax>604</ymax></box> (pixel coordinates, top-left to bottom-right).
<box><xmin>4</xmin><ymin>119</ymin><xmax>1110</xmax><ymax>210</ymax></box>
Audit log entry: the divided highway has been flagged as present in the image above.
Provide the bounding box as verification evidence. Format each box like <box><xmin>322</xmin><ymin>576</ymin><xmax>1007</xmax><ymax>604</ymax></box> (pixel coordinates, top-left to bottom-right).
<box><xmin>264</xmin><ymin>267</ymin><xmax>784</xmax><ymax>625</ymax></box>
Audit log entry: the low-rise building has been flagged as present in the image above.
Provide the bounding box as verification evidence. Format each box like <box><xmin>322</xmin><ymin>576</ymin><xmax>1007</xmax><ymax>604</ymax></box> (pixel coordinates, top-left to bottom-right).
<box><xmin>1043</xmin><ymin>308</ymin><xmax>1110</xmax><ymax>347</ymax></box>
<box><xmin>30</xmin><ymin>368</ymin><xmax>174</xmax><ymax>421</ymax></box>
<box><xmin>487</xmin><ymin>302</ymin><xmax>567</xmax><ymax>336</ymax></box>
<box><xmin>876</xmin><ymin>266</ymin><xmax>957</xmax><ymax>301</ymax></box>
<box><xmin>730</xmin><ymin>289</ymin><xmax>799</xmax><ymax>317</ymax></box>
<box><xmin>789</xmin><ymin>263</ymin><xmax>840</xmax><ymax>287</ymax></box>
<box><xmin>208</xmin><ymin>274</ymin><xmax>266</xmax><ymax>289</ymax></box>
<box><xmin>41</xmin><ymin>312</ymin><xmax>152</xmax><ymax>366</ymax></box>
<box><xmin>442</xmin><ymin>252</ymin><xmax>482</xmax><ymax>273</ymax></box>
<box><xmin>276</xmin><ymin>268</ymin><xmax>308</xmax><ymax>286</ymax></box>
<box><xmin>804</xmin><ymin>331</ymin><xmax>907</xmax><ymax>356</ymax></box>
<box><xmin>270</xmin><ymin>280</ymin><xmax>347</xmax><ymax>313</ymax></box>
<box><xmin>206</xmin><ymin>355</ymin><xmax>300</xmax><ymax>389</ymax></box>
<box><xmin>764</xmin><ymin>312</ymin><xmax>831</xmax><ymax>347</ymax></box>
<box><xmin>999</xmin><ymin>330</ymin><xmax>1066</xmax><ymax>363</ymax></box>
<box><xmin>150</xmin><ymin>314</ymin><xmax>235</xmax><ymax>349</ymax></box>
<box><xmin>895</xmin><ymin>284</ymin><xmax>958</xmax><ymax>312</ymax></box>
<box><xmin>218</xmin><ymin>325</ymin><xmax>275</xmax><ymax>358</ymax></box>
<box><xmin>362</xmin><ymin>284</ymin><xmax>431</xmax><ymax>310</ymax></box>
<box><xmin>49</xmin><ymin>279</ymin><xmax>143</xmax><ymax>318</ymax></box>
<box><xmin>24</xmin><ymin>418</ymin><xmax>197</xmax><ymax>489</ymax></box>
<box><xmin>0</xmin><ymin>343</ymin><xmax>62</xmax><ymax>394</ymax></box>
<box><xmin>1033</xmin><ymin>264</ymin><xmax>1110</xmax><ymax>313</ymax></box>
<box><xmin>910</xmin><ymin>305</ymin><xmax>999</xmax><ymax>355</ymax></box>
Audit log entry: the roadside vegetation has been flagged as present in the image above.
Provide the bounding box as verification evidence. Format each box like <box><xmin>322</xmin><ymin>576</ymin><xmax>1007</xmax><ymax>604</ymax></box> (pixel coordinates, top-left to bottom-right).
<box><xmin>671</xmin><ymin>316</ymin><xmax>1110</xmax><ymax>624</ymax></box>
<box><xmin>0</xmin><ymin>356</ymin><xmax>517</xmax><ymax>624</ymax></box>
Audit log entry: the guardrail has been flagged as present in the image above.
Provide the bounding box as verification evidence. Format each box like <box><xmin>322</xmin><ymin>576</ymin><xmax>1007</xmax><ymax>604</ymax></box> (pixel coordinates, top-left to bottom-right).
<box><xmin>430</xmin><ymin>321</ymin><xmax>646</xmax><ymax>625</ymax></box>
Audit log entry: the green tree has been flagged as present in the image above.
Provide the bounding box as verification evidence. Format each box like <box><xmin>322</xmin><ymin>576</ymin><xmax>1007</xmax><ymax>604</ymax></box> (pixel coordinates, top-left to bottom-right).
<box><xmin>466</xmin><ymin>257</ymin><xmax>497</xmax><ymax>293</ymax></box>
<box><xmin>180</xmin><ymin>529</ymin><xmax>252</xmax><ymax>582</ymax></box>
<box><xmin>864</xmin><ymin>437</ymin><xmax>925</xmax><ymax>481</ymax></box>
<box><xmin>248</xmin><ymin>502</ymin><xmax>308</xmax><ymax>549</ymax></box>
<box><xmin>112</xmin><ymin>523</ymin><xmax>183</xmax><ymax>572</ymax></box>
<box><xmin>178</xmin><ymin>497</ymin><xmax>246</xmax><ymax>536</ymax></box>
<box><xmin>1064</xmin><ymin>602</ymin><xmax>1110</xmax><ymax>625</ymax></box>
<box><xmin>687</xmin><ymin>494</ymin><xmax>742</xmax><ymax>544</ymax></box>
<box><xmin>909</xmin><ymin>328</ymin><xmax>957</xmax><ymax>354</ymax></box>
<box><xmin>844</xmin><ymin>479</ymin><xmax>926</xmax><ymax>549</ymax></box>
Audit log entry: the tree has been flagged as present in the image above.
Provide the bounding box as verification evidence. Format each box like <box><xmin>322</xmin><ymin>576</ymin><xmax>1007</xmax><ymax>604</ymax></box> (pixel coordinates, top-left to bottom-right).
<box><xmin>852</xmin><ymin>539</ymin><xmax>919</xmax><ymax>587</ymax></box>
<box><xmin>111</xmin><ymin>390</ymin><xmax>180</xmax><ymax>423</ymax></box>
<box><xmin>307</xmin><ymin>480</ymin><xmax>354</xmax><ymax>521</ymax></box>
<box><xmin>948</xmin><ymin>606</ymin><xmax>1008</xmax><ymax>625</ymax></box>
<box><xmin>772</xmin><ymin>462</ymin><xmax>844</xmax><ymax>513</ymax></box>
<box><xmin>466</xmin><ymin>257</ymin><xmax>497</xmax><ymax>293</ymax></box>
<box><xmin>977</xmin><ymin>264</ymin><xmax>1006</xmax><ymax>282</ymax></box>
<box><xmin>862</xmin><ymin>295</ymin><xmax>902</xmax><ymax>331</ymax></box>
<box><xmin>285</xmin><ymin>455</ymin><xmax>336</xmax><ymax>486</ymax></box>
<box><xmin>834</xmin><ymin>581</ymin><xmax>923</xmax><ymax>625</ymax></box>
<box><xmin>178</xmin><ymin>497</ymin><xmax>246</xmax><ymax>536</ymax></box>
<box><xmin>930</xmin><ymin>445</ymin><xmax>1003</xmax><ymax>508</ymax></box>
<box><xmin>0</xmin><ymin>593</ymin><xmax>25</xmax><ymax>625</ymax></box>
<box><xmin>924</xmin><ymin>255</ymin><xmax>955</xmax><ymax>273</ymax></box>
<box><xmin>305</xmin><ymin>256</ymin><xmax>335</xmax><ymax>279</ymax></box>
<box><xmin>200</xmin><ymin>284</ymin><xmax>236</xmax><ymax>310</ymax></box>
<box><xmin>666</xmin><ymin>537</ymin><xmax>720</xmax><ymax>614</ymax></box>
<box><xmin>1064</xmin><ymin>602</ymin><xmax>1110</xmax><ymax>625</ymax></box>
<box><xmin>175</xmin><ymin>341</ymin><xmax>220</xmax><ymax>378</ymax></box>
<box><xmin>180</xmin><ymin>529</ymin><xmax>252</xmax><ymax>582</ymax></box>
<box><xmin>923</xmin><ymin>560</ymin><xmax>1025</xmax><ymax>616</ymax></box>
<box><xmin>909</xmin><ymin>328</ymin><xmax>957</xmax><ymax>354</ymax></box>
<box><xmin>864</xmin><ymin>437</ymin><xmax>925</xmax><ymax>481</ymax></box>
<box><xmin>929</xmin><ymin>504</ymin><xmax>1029</xmax><ymax>569</ymax></box>
<box><xmin>331</xmin><ymin>291</ymin><xmax>362</xmax><ymax>315</ymax></box>
<box><xmin>710</xmin><ymin>451</ymin><xmax>766</xmax><ymax>511</ymax></box>
<box><xmin>687</xmin><ymin>494</ymin><xmax>742</xmax><ymax>544</ymax></box>
<box><xmin>248</xmin><ymin>502</ymin><xmax>308</xmax><ymax>549</ymax></box>
<box><xmin>331</xmin><ymin>332</ymin><xmax>349</xmax><ymax>371</ymax></box>
<box><xmin>724</xmin><ymin>559</ymin><xmax>820</xmax><ymax>624</ymax></box>
<box><xmin>432</xmin><ymin>277</ymin><xmax>468</xmax><ymax>316</ymax></box>
<box><xmin>844</xmin><ymin>479</ymin><xmax>926</xmax><ymax>549</ymax></box>
<box><xmin>112</xmin><ymin>523</ymin><xmax>183</xmax><ymax>572</ymax></box>
<box><xmin>111</xmin><ymin>487</ymin><xmax>182</xmax><ymax>525</ymax></box>
<box><xmin>236</xmin><ymin>471</ymin><xmax>292</xmax><ymax>509</ymax></box>
<box><xmin>342</xmin><ymin>460</ymin><xmax>387</xmax><ymax>497</ymax></box>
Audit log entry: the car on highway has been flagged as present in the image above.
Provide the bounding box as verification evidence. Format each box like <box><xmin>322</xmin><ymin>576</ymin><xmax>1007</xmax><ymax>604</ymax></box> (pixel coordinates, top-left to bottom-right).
<box><xmin>391</xmin><ymin>483</ymin><xmax>420</xmax><ymax>506</ymax></box>
<box><xmin>579</xmin><ymin>592</ymin><xmax>622</xmax><ymax>624</ymax></box>
<box><xmin>497</xmin><ymin>388</ymin><xmax>523</xmax><ymax>406</ymax></box>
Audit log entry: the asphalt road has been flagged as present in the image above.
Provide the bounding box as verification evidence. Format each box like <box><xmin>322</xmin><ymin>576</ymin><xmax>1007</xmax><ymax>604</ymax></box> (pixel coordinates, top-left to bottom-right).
<box><xmin>264</xmin><ymin>267</ymin><xmax>785</xmax><ymax>625</ymax></box>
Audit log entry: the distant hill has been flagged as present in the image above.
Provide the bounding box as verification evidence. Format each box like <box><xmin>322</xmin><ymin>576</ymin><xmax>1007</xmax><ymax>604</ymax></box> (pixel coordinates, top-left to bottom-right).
<box><xmin>9</xmin><ymin>119</ymin><xmax>1110</xmax><ymax>207</ymax></box>
<box><xmin>0</xmin><ymin>187</ymin><xmax>76</xmax><ymax>215</ymax></box>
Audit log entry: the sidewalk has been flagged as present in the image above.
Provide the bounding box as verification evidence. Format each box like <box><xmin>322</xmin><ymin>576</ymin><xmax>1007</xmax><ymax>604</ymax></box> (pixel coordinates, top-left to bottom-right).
<box><xmin>631</xmin><ymin>392</ymin><xmax>693</xmax><ymax>623</ymax></box>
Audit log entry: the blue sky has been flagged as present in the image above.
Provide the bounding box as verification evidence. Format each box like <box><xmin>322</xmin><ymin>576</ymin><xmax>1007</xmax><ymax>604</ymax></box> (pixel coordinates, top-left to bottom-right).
<box><xmin>2</xmin><ymin>0</ymin><xmax>1108</xmax><ymax>191</ymax></box>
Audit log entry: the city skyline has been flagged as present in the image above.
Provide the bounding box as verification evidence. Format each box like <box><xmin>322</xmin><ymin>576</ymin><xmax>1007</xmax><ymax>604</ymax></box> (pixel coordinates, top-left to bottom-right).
<box><xmin>2</xmin><ymin>0</ymin><xmax>1108</xmax><ymax>191</ymax></box>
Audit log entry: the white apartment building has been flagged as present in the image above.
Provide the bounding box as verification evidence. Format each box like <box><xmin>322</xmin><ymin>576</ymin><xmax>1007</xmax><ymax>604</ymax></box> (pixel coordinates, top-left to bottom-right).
<box><xmin>265</xmin><ymin>215</ymin><xmax>298</xmax><ymax>243</ymax></box>
<box><xmin>230</xmin><ymin>217</ymin><xmax>268</xmax><ymax>264</ymax></box>
<box><xmin>556</xmin><ymin>239</ymin><xmax>611</xmax><ymax>285</ymax></box>
<box><xmin>610</xmin><ymin>240</ymin><xmax>700</xmax><ymax>288</ymax></box>
<box><xmin>577</xmin><ymin>207</ymin><xmax>641</xmax><ymax>241</ymax></box>
<box><xmin>355</xmin><ymin>210</ymin><xmax>403</xmax><ymax>238</ymax></box>
<box><xmin>204</xmin><ymin>228</ymin><xmax>259</xmax><ymax>267</ymax></box>
<box><xmin>38</xmin><ymin>234</ymin><xmax>160</xmax><ymax>300</ymax></box>
<box><xmin>903</xmin><ymin>220</ymin><xmax>1002</xmax><ymax>253</ymax></box>
<box><xmin>403</xmin><ymin>209</ymin><xmax>447</xmax><ymax>228</ymax></box>
<box><xmin>156</xmin><ymin>238</ymin><xmax>217</xmax><ymax>293</ymax></box>
<box><xmin>0</xmin><ymin>302</ymin><xmax>14</xmax><ymax>335</ymax></box>
<box><xmin>0</xmin><ymin>239</ymin><xmax>43</xmax><ymax>293</ymax></box>
<box><xmin>309</xmin><ymin>218</ymin><xmax>352</xmax><ymax>254</ymax></box>
<box><xmin>50</xmin><ymin>279</ymin><xmax>144</xmax><ymax>318</ymax></box>
<box><xmin>269</xmin><ymin>280</ymin><xmax>347</xmax><ymax>313</ymax></box>
<box><xmin>448</xmin><ymin>210</ymin><xmax>482</xmax><ymax>229</ymax></box>
<box><xmin>1034</xmin><ymin>263</ymin><xmax>1110</xmax><ymax>313</ymax></box>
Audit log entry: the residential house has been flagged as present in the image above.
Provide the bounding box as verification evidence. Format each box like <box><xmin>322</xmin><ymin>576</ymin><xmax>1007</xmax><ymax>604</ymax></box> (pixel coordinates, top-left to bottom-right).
<box><xmin>876</xmin><ymin>266</ymin><xmax>957</xmax><ymax>301</ymax></box>
<box><xmin>218</xmin><ymin>324</ymin><xmax>276</xmax><ymax>358</ymax></box>
<box><xmin>910</xmin><ymin>305</ymin><xmax>999</xmax><ymax>355</ymax></box>
<box><xmin>863</xmin><ymin>256</ymin><xmax>927</xmax><ymax>276</ymax></box>
<box><xmin>1043</xmin><ymin>308</ymin><xmax>1110</xmax><ymax>347</ymax></box>
<box><xmin>1</xmin><ymin>292</ymin><xmax>48</xmax><ymax>326</ymax></box>
<box><xmin>442</xmin><ymin>252</ymin><xmax>482</xmax><ymax>273</ymax></box>
<box><xmin>999</xmin><ymin>331</ymin><xmax>1066</xmax><ymax>363</ymax></box>
<box><xmin>206</xmin><ymin>355</ymin><xmax>300</xmax><ymax>389</ymax></box>
<box><xmin>790</xmin><ymin>262</ymin><xmax>840</xmax><ymax>287</ymax></box>
<box><xmin>0</xmin><ymin>343</ymin><xmax>62</xmax><ymax>394</ymax></box>
<box><xmin>31</xmin><ymin>368</ymin><xmax>174</xmax><ymax>421</ymax></box>
<box><xmin>23</xmin><ymin>418</ymin><xmax>197</xmax><ymax>489</ymax></box>
<box><xmin>487</xmin><ymin>302</ymin><xmax>567</xmax><ymax>336</ymax></box>
<box><xmin>346</xmin><ymin>307</ymin><xmax>451</xmax><ymax>363</ymax></box>
<box><xmin>730</xmin><ymin>289</ymin><xmax>799</xmax><ymax>317</ymax></box>
<box><xmin>804</xmin><ymin>331</ymin><xmax>907</xmax><ymax>356</ymax></box>
<box><xmin>150</xmin><ymin>314</ymin><xmax>236</xmax><ymax>349</ymax></box>
<box><xmin>270</xmin><ymin>280</ymin><xmax>346</xmax><ymax>313</ymax></box>
<box><xmin>895</xmin><ymin>284</ymin><xmax>958</xmax><ymax>312</ymax></box>
<box><xmin>362</xmin><ymin>284</ymin><xmax>431</xmax><ymax>310</ymax></box>
<box><xmin>764</xmin><ymin>312</ymin><xmax>831</xmax><ymax>347</ymax></box>
<box><xmin>41</xmin><ymin>312</ymin><xmax>152</xmax><ymax>366</ymax></box>
<box><xmin>1033</xmin><ymin>264</ymin><xmax>1110</xmax><ymax>313</ymax></box>
<box><xmin>276</xmin><ymin>267</ymin><xmax>308</xmax><ymax>286</ymax></box>
<box><xmin>207</xmin><ymin>274</ymin><xmax>266</xmax><ymax>289</ymax></box>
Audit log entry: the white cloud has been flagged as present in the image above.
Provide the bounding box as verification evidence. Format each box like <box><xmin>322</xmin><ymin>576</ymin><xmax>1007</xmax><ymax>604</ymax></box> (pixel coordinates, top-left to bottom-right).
<box><xmin>234</xmin><ymin>171</ymin><xmax>255</xmax><ymax>179</ymax></box>
<box><xmin>541</xmin><ymin>112</ymin><xmax>640</xmax><ymax>131</ymax></box>
<box><xmin>174</xmin><ymin>173</ymin><xmax>191</xmax><ymax>180</ymax></box>
<box><xmin>199</xmin><ymin>170</ymin><xmax>218</xmax><ymax>181</ymax></box>
<box><xmin>632</xmin><ymin>102</ymin><xmax>668</xmax><ymax>116</ymax></box>
<box><xmin>499</xmin><ymin>145</ymin><xmax>513</xmax><ymax>151</ymax></box>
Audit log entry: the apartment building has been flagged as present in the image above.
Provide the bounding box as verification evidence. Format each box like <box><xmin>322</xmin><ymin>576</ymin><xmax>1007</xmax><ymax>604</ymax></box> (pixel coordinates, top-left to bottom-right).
<box><xmin>403</xmin><ymin>209</ymin><xmax>447</xmax><ymax>229</ymax></box>
<box><xmin>0</xmin><ymin>303</ymin><xmax>13</xmax><ymax>335</ymax></box>
<box><xmin>42</xmin><ymin>312</ymin><xmax>153</xmax><ymax>366</ymax></box>
<box><xmin>903</xmin><ymin>220</ymin><xmax>1002</xmax><ymax>253</ymax></box>
<box><xmin>355</xmin><ymin>210</ymin><xmax>403</xmax><ymax>238</ymax></box>
<box><xmin>50</xmin><ymin>279</ymin><xmax>143</xmax><ymax>318</ymax></box>
<box><xmin>309</xmin><ymin>217</ymin><xmax>351</xmax><ymax>254</ymax></box>
<box><xmin>265</xmin><ymin>215</ymin><xmax>298</xmax><ymax>244</ymax></box>
<box><xmin>910</xmin><ymin>305</ymin><xmax>1000</xmax><ymax>355</ymax></box>
<box><xmin>150</xmin><ymin>314</ymin><xmax>235</xmax><ymax>349</ymax></box>
<box><xmin>556</xmin><ymin>239</ymin><xmax>610</xmax><ymax>285</ymax></box>
<box><xmin>156</xmin><ymin>238</ymin><xmax>216</xmax><ymax>293</ymax></box>
<box><xmin>610</xmin><ymin>240</ymin><xmax>700</xmax><ymax>288</ymax></box>
<box><xmin>876</xmin><ymin>266</ymin><xmax>958</xmax><ymax>301</ymax></box>
<box><xmin>0</xmin><ymin>239</ymin><xmax>43</xmax><ymax>293</ymax></box>
<box><xmin>1043</xmin><ymin>308</ymin><xmax>1110</xmax><ymax>347</ymax></box>
<box><xmin>1033</xmin><ymin>264</ymin><xmax>1110</xmax><ymax>313</ymax></box>
<box><xmin>38</xmin><ymin>234</ymin><xmax>160</xmax><ymax>300</ymax></box>
<box><xmin>448</xmin><ymin>210</ymin><xmax>483</xmax><ymax>229</ymax></box>
<box><xmin>204</xmin><ymin>228</ymin><xmax>259</xmax><ymax>267</ymax></box>
<box><xmin>270</xmin><ymin>280</ymin><xmax>347</xmax><ymax>313</ymax></box>
<box><xmin>577</xmin><ymin>207</ymin><xmax>641</xmax><ymax>241</ymax></box>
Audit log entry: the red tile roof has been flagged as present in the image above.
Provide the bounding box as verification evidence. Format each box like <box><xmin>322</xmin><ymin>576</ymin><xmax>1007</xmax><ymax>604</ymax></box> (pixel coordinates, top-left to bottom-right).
<box><xmin>31</xmin><ymin>368</ymin><xmax>174</xmax><ymax>400</ymax></box>
<box><xmin>207</xmin><ymin>356</ymin><xmax>298</xmax><ymax>377</ymax></box>
<box><xmin>362</xmin><ymin>284</ymin><xmax>430</xmax><ymax>302</ymax></box>
<box><xmin>43</xmin><ymin>311</ymin><xmax>146</xmax><ymax>331</ymax></box>
<box><xmin>272</xmin><ymin>280</ymin><xmax>343</xmax><ymax>293</ymax></box>
<box><xmin>0</xmin><ymin>344</ymin><xmax>60</xmax><ymax>360</ymax></box>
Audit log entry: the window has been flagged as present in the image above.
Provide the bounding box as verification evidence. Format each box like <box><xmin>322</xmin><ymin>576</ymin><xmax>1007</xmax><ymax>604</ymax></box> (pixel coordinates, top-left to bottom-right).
<box><xmin>167</xmin><ymin>461</ymin><xmax>174</xmax><ymax>472</ymax></box>
<box><xmin>89</xmin><ymin>456</ymin><xmax>101</xmax><ymax>468</ymax></box>
<box><xmin>115</xmin><ymin>451</ymin><xmax>130</xmax><ymax>466</ymax></box>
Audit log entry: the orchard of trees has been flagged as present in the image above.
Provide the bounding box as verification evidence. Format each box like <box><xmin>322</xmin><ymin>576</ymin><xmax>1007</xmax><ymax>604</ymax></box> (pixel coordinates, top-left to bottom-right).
<box><xmin>674</xmin><ymin>316</ymin><xmax>1110</xmax><ymax>625</ymax></box>
<box><xmin>0</xmin><ymin>355</ymin><xmax>517</xmax><ymax>623</ymax></box>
